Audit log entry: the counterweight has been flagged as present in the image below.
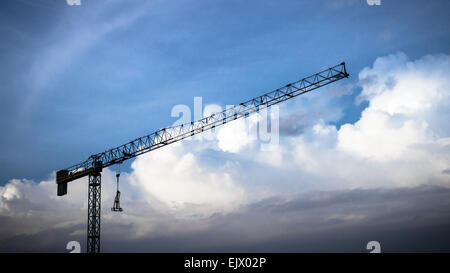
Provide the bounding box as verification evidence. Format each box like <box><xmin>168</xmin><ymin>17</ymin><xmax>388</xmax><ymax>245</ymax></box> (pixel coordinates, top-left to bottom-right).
<box><xmin>56</xmin><ymin>62</ymin><xmax>349</xmax><ymax>253</ymax></box>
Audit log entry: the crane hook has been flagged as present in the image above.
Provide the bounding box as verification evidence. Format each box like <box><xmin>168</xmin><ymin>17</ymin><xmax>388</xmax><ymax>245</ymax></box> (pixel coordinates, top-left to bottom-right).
<box><xmin>111</xmin><ymin>172</ymin><xmax>123</xmax><ymax>212</ymax></box>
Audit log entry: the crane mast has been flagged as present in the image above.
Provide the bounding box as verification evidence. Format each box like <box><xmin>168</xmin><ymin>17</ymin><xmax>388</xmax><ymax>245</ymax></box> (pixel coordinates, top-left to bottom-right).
<box><xmin>56</xmin><ymin>62</ymin><xmax>349</xmax><ymax>253</ymax></box>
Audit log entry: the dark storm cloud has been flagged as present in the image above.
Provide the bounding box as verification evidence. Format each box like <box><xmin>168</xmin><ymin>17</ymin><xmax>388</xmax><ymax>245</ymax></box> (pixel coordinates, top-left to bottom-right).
<box><xmin>1</xmin><ymin>185</ymin><xmax>450</xmax><ymax>253</ymax></box>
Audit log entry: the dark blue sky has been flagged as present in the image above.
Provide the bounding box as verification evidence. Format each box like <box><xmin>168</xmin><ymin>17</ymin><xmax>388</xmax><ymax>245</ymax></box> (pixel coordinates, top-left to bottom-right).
<box><xmin>1</xmin><ymin>0</ymin><xmax>449</xmax><ymax>183</ymax></box>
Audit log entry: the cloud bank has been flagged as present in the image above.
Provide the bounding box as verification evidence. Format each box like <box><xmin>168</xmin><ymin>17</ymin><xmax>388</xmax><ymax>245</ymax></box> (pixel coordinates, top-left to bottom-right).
<box><xmin>212</xmin><ymin>52</ymin><xmax>450</xmax><ymax>190</ymax></box>
<box><xmin>1</xmin><ymin>52</ymin><xmax>450</xmax><ymax>252</ymax></box>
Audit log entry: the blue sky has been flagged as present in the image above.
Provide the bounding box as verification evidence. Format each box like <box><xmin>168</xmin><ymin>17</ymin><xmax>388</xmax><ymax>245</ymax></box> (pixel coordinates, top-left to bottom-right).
<box><xmin>1</xmin><ymin>0</ymin><xmax>449</xmax><ymax>183</ymax></box>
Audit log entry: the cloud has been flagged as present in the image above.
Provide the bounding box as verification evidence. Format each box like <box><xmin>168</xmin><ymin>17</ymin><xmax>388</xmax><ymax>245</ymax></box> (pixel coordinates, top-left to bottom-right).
<box><xmin>213</xmin><ymin>52</ymin><xmax>450</xmax><ymax>189</ymax></box>
<box><xmin>128</xmin><ymin>51</ymin><xmax>450</xmax><ymax>195</ymax></box>
<box><xmin>2</xmin><ymin>184</ymin><xmax>450</xmax><ymax>252</ymax></box>
<box><xmin>334</xmin><ymin>53</ymin><xmax>450</xmax><ymax>186</ymax></box>
<box><xmin>1</xmin><ymin>52</ymin><xmax>450</xmax><ymax>252</ymax></box>
<box><xmin>216</xmin><ymin>116</ymin><xmax>258</xmax><ymax>153</ymax></box>
<box><xmin>129</xmin><ymin>142</ymin><xmax>246</xmax><ymax>214</ymax></box>
<box><xmin>0</xmin><ymin>176</ymin><xmax>85</xmax><ymax>242</ymax></box>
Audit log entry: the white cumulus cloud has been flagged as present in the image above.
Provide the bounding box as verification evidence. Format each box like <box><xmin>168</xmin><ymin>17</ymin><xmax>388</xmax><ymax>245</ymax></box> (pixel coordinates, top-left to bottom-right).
<box><xmin>294</xmin><ymin>53</ymin><xmax>450</xmax><ymax>189</ymax></box>
<box><xmin>338</xmin><ymin>53</ymin><xmax>450</xmax><ymax>162</ymax></box>
<box><xmin>129</xmin><ymin>142</ymin><xmax>246</xmax><ymax>214</ymax></box>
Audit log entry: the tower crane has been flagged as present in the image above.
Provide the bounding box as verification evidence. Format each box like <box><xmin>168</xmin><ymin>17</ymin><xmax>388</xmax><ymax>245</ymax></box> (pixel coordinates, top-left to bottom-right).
<box><xmin>56</xmin><ymin>62</ymin><xmax>349</xmax><ymax>253</ymax></box>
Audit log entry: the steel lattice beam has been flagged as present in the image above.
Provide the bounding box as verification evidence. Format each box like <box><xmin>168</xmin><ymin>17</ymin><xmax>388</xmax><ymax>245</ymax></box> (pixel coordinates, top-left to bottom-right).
<box><xmin>87</xmin><ymin>171</ymin><xmax>101</xmax><ymax>253</ymax></box>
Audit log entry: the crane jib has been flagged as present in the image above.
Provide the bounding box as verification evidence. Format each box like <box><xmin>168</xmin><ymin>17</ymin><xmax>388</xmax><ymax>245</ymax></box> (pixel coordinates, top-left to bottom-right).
<box><xmin>56</xmin><ymin>62</ymin><xmax>349</xmax><ymax>196</ymax></box>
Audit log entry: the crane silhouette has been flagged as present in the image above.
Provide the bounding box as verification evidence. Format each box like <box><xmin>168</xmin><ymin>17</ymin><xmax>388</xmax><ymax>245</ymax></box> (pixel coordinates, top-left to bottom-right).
<box><xmin>56</xmin><ymin>62</ymin><xmax>349</xmax><ymax>253</ymax></box>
